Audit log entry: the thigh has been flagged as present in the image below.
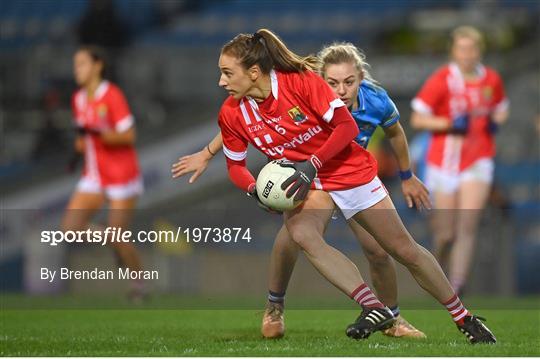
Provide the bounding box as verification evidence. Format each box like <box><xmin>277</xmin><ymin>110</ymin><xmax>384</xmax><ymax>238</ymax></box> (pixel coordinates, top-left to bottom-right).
<box><xmin>108</xmin><ymin>196</ymin><xmax>138</xmax><ymax>228</ymax></box>
<box><xmin>458</xmin><ymin>181</ymin><xmax>491</xmax><ymax>210</ymax></box>
<box><xmin>351</xmin><ymin>196</ymin><xmax>414</xmax><ymax>254</ymax></box>
<box><xmin>431</xmin><ymin>189</ymin><xmax>458</xmax><ymax>236</ymax></box>
<box><xmin>284</xmin><ymin>190</ymin><xmax>334</xmax><ymax>236</ymax></box>
<box><xmin>62</xmin><ymin>191</ymin><xmax>105</xmax><ymax>231</ymax></box>
<box><xmin>456</xmin><ymin>180</ymin><xmax>491</xmax><ymax>232</ymax></box>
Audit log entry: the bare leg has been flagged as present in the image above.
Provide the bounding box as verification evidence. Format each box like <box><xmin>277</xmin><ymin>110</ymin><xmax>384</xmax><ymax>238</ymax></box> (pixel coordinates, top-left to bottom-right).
<box><xmin>267</xmin><ymin>224</ymin><xmax>301</xmax><ymax>295</ymax></box>
<box><xmin>108</xmin><ymin>197</ymin><xmax>141</xmax><ymax>271</ymax></box>
<box><xmin>61</xmin><ymin>191</ymin><xmax>105</xmax><ymax>231</ymax></box>
<box><xmin>347</xmin><ymin>219</ymin><xmax>397</xmax><ymax>308</ymax></box>
<box><xmin>284</xmin><ymin>191</ymin><xmax>368</xmax><ymax>295</ymax></box>
<box><xmin>353</xmin><ymin>196</ymin><xmax>455</xmax><ymax>303</ymax></box>
<box><xmin>449</xmin><ymin>180</ymin><xmax>491</xmax><ymax>293</ymax></box>
<box><xmin>431</xmin><ymin>191</ymin><xmax>458</xmax><ymax>271</ymax></box>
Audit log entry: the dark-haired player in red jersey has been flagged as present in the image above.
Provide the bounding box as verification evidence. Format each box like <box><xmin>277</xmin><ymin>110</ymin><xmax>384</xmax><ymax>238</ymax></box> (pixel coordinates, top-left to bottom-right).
<box><xmin>61</xmin><ymin>46</ymin><xmax>145</xmax><ymax>302</ymax></box>
<box><xmin>411</xmin><ymin>26</ymin><xmax>509</xmax><ymax>296</ymax></box>
<box><xmin>179</xmin><ymin>29</ymin><xmax>495</xmax><ymax>343</ymax></box>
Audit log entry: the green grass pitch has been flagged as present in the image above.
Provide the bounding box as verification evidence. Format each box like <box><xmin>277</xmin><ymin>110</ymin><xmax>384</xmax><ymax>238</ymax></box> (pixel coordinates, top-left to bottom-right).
<box><xmin>1</xmin><ymin>298</ymin><xmax>539</xmax><ymax>356</ymax></box>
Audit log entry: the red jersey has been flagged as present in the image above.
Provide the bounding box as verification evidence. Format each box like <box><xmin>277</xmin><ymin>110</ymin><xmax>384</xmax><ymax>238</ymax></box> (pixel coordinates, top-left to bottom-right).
<box><xmin>218</xmin><ymin>70</ymin><xmax>377</xmax><ymax>191</ymax></box>
<box><xmin>72</xmin><ymin>81</ymin><xmax>140</xmax><ymax>185</ymax></box>
<box><xmin>412</xmin><ymin>63</ymin><xmax>508</xmax><ymax>172</ymax></box>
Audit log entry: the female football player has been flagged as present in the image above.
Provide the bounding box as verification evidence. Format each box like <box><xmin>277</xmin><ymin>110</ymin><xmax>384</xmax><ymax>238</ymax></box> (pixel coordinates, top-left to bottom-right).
<box><xmin>174</xmin><ymin>29</ymin><xmax>495</xmax><ymax>343</ymax></box>
<box><xmin>410</xmin><ymin>26</ymin><xmax>509</xmax><ymax>296</ymax></box>
<box><xmin>173</xmin><ymin>43</ymin><xmax>429</xmax><ymax>339</ymax></box>
<box><xmin>61</xmin><ymin>46</ymin><xmax>145</xmax><ymax>301</ymax></box>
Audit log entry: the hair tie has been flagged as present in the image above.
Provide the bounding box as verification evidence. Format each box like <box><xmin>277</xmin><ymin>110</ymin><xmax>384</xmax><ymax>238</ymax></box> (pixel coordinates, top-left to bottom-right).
<box><xmin>252</xmin><ymin>32</ymin><xmax>264</xmax><ymax>47</ymax></box>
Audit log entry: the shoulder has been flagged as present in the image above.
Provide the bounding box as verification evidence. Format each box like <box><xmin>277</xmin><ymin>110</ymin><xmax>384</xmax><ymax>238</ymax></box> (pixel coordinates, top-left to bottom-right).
<box><xmin>429</xmin><ymin>65</ymin><xmax>451</xmax><ymax>81</ymax></box>
<box><xmin>104</xmin><ymin>82</ymin><xmax>124</xmax><ymax>98</ymax></box>
<box><xmin>72</xmin><ymin>89</ymin><xmax>84</xmax><ymax>108</ymax></box>
<box><xmin>72</xmin><ymin>89</ymin><xmax>83</xmax><ymax>102</ymax></box>
<box><xmin>483</xmin><ymin>65</ymin><xmax>504</xmax><ymax>83</ymax></box>
<box><xmin>361</xmin><ymin>80</ymin><xmax>389</xmax><ymax>100</ymax></box>
<box><xmin>361</xmin><ymin>81</ymin><xmax>395</xmax><ymax>110</ymax></box>
<box><xmin>280</xmin><ymin>70</ymin><xmax>324</xmax><ymax>88</ymax></box>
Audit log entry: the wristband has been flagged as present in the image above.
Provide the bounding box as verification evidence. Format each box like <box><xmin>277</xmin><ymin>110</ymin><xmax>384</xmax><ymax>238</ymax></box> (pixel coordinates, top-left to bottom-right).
<box><xmin>206</xmin><ymin>144</ymin><xmax>216</xmax><ymax>157</ymax></box>
<box><xmin>399</xmin><ymin>169</ymin><xmax>413</xmax><ymax>180</ymax></box>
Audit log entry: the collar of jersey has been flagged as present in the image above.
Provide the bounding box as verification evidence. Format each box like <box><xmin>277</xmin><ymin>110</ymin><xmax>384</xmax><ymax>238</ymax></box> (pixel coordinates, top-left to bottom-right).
<box><xmin>245</xmin><ymin>70</ymin><xmax>279</xmax><ymax>113</ymax></box>
<box><xmin>353</xmin><ymin>83</ymin><xmax>366</xmax><ymax>114</ymax></box>
<box><xmin>81</xmin><ymin>80</ymin><xmax>109</xmax><ymax>102</ymax></box>
<box><xmin>449</xmin><ymin>62</ymin><xmax>486</xmax><ymax>83</ymax></box>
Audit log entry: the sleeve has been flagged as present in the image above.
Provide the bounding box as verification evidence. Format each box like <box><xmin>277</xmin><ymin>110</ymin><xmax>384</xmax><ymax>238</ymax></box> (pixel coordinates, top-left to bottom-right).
<box><xmin>381</xmin><ymin>94</ymin><xmax>400</xmax><ymax>128</ymax></box>
<box><xmin>491</xmin><ymin>72</ymin><xmax>509</xmax><ymax>113</ymax></box>
<box><xmin>108</xmin><ymin>87</ymin><xmax>134</xmax><ymax>132</ymax></box>
<box><xmin>411</xmin><ymin>70</ymin><xmax>446</xmax><ymax>115</ymax></box>
<box><xmin>218</xmin><ymin>109</ymin><xmax>248</xmax><ymax>162</ymax></box>
<box><xmin>218</xmin><ymin>108</ymin><xmax>255</xmax><ymax>192</ymax></box>
<box><xmin>71</xmin><ymin>93</ymin><xmax>79</xmax><ymax>126</ymax></box>
<box><xmin>312</xmin><ymin>106</ymin><xmax>359</xmax><ymax>168</ymax></box>
<box><xmin>300</xmin><ymin>71</ymin><xmax>347</xmax><ymax>123</ymax></box>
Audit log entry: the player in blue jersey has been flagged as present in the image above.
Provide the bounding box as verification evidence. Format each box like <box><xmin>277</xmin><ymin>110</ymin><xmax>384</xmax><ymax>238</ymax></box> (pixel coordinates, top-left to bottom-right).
<box><xmin>173</xmin><ymin>42</ymin><xmax>431</xmax><ymax>339</ymax></box>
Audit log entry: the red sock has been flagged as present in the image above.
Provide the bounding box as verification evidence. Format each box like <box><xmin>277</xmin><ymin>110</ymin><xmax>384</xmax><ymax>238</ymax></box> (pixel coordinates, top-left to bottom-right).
<box><xmin>350</xmin><ymin>283</ymin><xmax>385</xmax><ymax>309</ymax></box>
<box><xmin>443</xmin><ymin>294</ymin><xmax>470</xmax><ymax>325</ymax></box>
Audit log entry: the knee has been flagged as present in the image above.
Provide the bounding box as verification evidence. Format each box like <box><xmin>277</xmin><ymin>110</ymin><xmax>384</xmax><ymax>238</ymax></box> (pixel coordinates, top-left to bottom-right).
<box><xmin>364</xmin><ymin>248</ymin><xmax>392</xmax><ymax>268</ymax></box>
<box><xmin>435</xmin><ymin>229</ymin><xmax>455</xmax><ymax>246</ymax></box>
<box><xmin>287</xmin><ymin>227</ymin><xmax>322</xmax><ymax>254</ymax></box>
<box><xmin>386</xmin><ymin>239</ymin><xmax>421</xmax><ymax>267</ymax></box>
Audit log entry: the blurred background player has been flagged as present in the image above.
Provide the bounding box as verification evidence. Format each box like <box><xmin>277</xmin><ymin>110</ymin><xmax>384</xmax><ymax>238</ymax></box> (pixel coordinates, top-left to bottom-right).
<box><xmin>174</xmin><ymin>29</ymin><xmax>496</xmax><ymax>344</ymax></box>
<box><xmin>61</xmin><ymin>45</ymin><xmax>145</xmax><ymax>302</ymax></box>
<box><xmin>410</xmin><ymin>26</ymin><xmax>510</xmax><ymax>296</ymax></box>
<box><xmin>172</xmin><ymin>42</ymin><xmax>430</xmax><ymax>339</ymax></box>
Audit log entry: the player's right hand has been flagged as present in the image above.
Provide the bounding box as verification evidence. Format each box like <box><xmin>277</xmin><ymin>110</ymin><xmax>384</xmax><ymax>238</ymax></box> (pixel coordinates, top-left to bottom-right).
<box><xmin>66</xmin><ymin>152</ymin><xmax>83</xmax><ymax>173</ymax></box>
<box><xmin>450</xmin><ymin>114</ymin><xmax>469</xmax><ymax>134</ymax></box>
<box><xmin>76</xmin><ymin>126</ymin><xmax>101</xmax><ymax>136</ymax></box>
<box><xmin>247</xmin><ymin>187</ymin><xmax>282</xmax><ymax>215</ymax></box>
<box><xmin>401</xmin><ymin>174</ymin><xmax>431</xmax><ymax>211</ymax></box>
<box><xmin>171</xmin><ymin>149</ymin><xmax>212</xmax><ymax>183</ymax></box>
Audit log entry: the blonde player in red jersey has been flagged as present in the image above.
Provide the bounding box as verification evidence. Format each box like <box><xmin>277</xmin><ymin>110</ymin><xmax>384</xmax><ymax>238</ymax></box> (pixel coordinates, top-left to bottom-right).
<box><xmin>173</xmin><ymin>43</ymin><xmax>429</xmax><ymax>339</ymax></box>
<box><xmin>174</xmin><ymin>29</ymin><xmax>496</xmax><ymax>343</ymax></box>
<box><xmin>61</xmin><ymin>46</ymin><xmax>145</xmax><ymax>301</ymax></box>
<box><xmin>411</xmin><ymin>26</ymin><xmax>509</xmax><ymax>296</ymax></box>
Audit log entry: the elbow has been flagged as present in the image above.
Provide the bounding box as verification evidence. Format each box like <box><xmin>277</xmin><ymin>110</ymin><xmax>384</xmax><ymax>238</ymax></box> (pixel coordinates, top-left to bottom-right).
<box><xmin>410</xmin><ymin>112</ymin><xmax>423</xmax><ymax>130</ymax></box>
<box><xmin>125</xmin><ymin>128</ymin><xmax>136</xmax><ymax>145</ymax></box>
<box><xmin>349</xmin><ymin>125</ymin><xmax>359</xmax><ymax>142</ymax></box>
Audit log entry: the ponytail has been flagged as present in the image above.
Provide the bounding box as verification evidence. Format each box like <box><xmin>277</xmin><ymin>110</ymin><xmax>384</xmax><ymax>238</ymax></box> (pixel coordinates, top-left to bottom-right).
<box><xmin>221</xmin><ymin>28</ymin><xmax>321</xmax><ymax>74</ymax></box>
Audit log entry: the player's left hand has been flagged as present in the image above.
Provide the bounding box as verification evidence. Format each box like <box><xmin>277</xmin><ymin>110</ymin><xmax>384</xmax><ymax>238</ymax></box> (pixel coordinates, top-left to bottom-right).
<box><xmin>401</xmin><ymin>175</ymin><xmax>431</xmax><ymax>211</ymax></box>
<box><xmin>281</xmin><ymin>160</ymin><xmax>317</xmax><ymax>201</ymax></box>
<box><xmin>76</xmin><ymin>126</ymin><xmax>101</xmax><ymax>136</ymax></box>
<box><xmin>487</xmin><ymin>115</ymin><xmax>499</xmax><ymax>134</ymax></box>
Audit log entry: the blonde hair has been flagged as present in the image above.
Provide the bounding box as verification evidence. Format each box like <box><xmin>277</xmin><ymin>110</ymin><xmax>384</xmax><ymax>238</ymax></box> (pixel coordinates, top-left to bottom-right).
<box><xmin>451</xmin><ymin>25</ymin><xmax>485</xmax><ymax>53</ymax></box>
<box><xmin>221</xmin><ymin>28</ymin><xmax>321</xmax><ymax>74</ymax></box>
<box><xmin>318</xmin><ymin>42</ymin><xmax>377</xmax><ymax>83</ymax></box>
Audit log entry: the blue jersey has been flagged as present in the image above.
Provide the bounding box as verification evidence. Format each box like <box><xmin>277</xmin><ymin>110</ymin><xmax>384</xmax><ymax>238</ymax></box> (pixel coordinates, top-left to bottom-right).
<box><xmin>351</xmin><ymin>80</ymin><xmax>400</xmax><ymax>148</ymax></box>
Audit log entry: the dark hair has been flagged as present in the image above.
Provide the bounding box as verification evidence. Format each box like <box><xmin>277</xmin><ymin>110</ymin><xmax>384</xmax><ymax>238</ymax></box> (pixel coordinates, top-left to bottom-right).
<box><xmin>77</xmin><ymin>45</ymin><xmax>108</xmax><ymax>79</ymax></box>
<box><xmin>221</xmin><ymin>28</ymin><xmax>321</xmax><ymax>74</ymax></box>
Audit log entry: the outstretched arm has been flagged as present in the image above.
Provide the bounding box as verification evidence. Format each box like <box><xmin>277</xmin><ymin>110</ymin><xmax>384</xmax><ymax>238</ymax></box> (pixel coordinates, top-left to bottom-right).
<box><xmin>171</xmin><ymin>132</ymin><xmax>223</xmax><ymax>183</ymax></box>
